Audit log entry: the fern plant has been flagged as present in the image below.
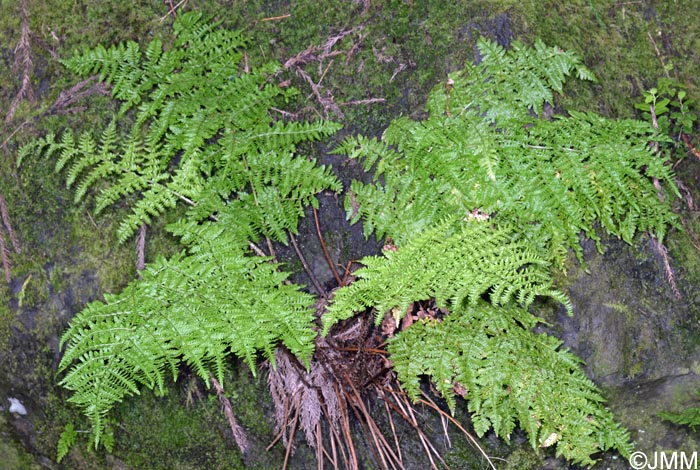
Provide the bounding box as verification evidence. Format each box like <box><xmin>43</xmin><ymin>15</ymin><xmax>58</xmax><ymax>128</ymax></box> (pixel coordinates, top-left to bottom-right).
<box><xmin>336</xmin><ymin>37</ymin><xmax>678</xmax><ymax>269</ymax></box>
<box><xmin>388</xmin><ymin>302</ymin><xmax>631</xmax><ymax>466</ymax></box>
<box><xmin>19</xmin><ymin>11</ymin><xmax>340</xmax><ymax>243</ymax></box>
<box><xmin>18</xmin><ymin>12</ymin><xmax>341</xmax><ymax>454</ymax></box>
<box><xmin>58</xmin><ymin>209</ymin><xmax>318</xmax><ymax>447</ymax></box>
<box><xmin>326</xmin><ymin>37</ymin><xmax>680</xmax><ymax>465</ymax></box>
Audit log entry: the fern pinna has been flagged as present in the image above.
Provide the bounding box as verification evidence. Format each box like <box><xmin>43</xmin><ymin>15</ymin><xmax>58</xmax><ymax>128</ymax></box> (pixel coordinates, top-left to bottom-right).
<box><xmin>327</xmin><ymin>38</ymin><xmax>679</xmax><ymax>465</ymax></box>
<box><xmin>18</xmin><ymin>12</ymin><xmax>341</xmax><ymax>451</ymax></box>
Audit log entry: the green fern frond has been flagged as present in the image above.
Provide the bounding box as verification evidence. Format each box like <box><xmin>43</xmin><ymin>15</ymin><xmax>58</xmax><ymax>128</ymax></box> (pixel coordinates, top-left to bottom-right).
<box><xmin>58</xmin><ymin>213</ymin><xmax>317</xmax><ymax>448</ymax></box>
<box><xmin>327</xmin><ymin>37</ymin><xmax>662</xmax><ymax>466</ymax></box>
<box><xmin>21</xmin><ymin>11</ymin><xmax>340</xmax><ymax>245</ymax></box>
<box><xmin>323</xmin><ymin>217</ymin><xmax>569</xmax><ymax>334</ymax></box>
<box><xmin>56</xmin><ymin>423</ymin><xmax>77</xmax><ymax>463</ymax></box>
<box><xmin>388</xmin><ymin>302</ymin><xmax>632</xmax><ymax>466</ymax></box>
<box><xmin>337</xmin><ymin>38</ymin><xmax>677</xmax><ymax>267</ymax></box>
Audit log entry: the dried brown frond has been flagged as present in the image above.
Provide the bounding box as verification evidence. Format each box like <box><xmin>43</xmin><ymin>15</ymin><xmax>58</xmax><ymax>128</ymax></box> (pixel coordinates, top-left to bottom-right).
<box><xmin>281</xmin><ymin>26</ymin><xmax>384</xmax><ymax>119</ymax></box>
<box><xmin>48</xmin><ymin>76</ymin><xmax>111</xmax><ymax>115</ymax></box>
<box><xmin>6</xmin><ymin>0</ymin><xmax>34</xmax><ymax>124</ymax></box>
<box><xmin>0</xmin><ymin>193</ymin><xmax>20</xmax><ymax>284</ymax></box>
<box><xmin>267</xmin><ymin>306</ymin><xmax>490</xmax><ymax>470</ymax></box>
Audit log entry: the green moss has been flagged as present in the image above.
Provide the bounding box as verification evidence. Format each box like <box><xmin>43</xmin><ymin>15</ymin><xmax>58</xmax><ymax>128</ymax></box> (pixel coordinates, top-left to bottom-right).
<box><xmin>0</xmin><ymin>428</ymin><xmax>43</xmax><ymax>470</ymax></box>
<box><xmin>113</xmin><ymin>387</ymin><xmax>245</xmax><ymax>470</ymax></box>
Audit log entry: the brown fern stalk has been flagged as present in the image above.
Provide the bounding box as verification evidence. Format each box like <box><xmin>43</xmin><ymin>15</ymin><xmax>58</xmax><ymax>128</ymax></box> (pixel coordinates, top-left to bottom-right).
<box><xmin>650</xmin><ymin>235</ymin><xmax>681</xmax><ymax>299</ymax></box>
<box><xmin>209</xmin><ymin>374</ymin><xmax>249</xmax><ymax>455</ymax></box>
<box><xmin>136</xmin><ymin>224</ymin><xmax>146</xmax><ymax>272</ymax></box>
<box><xmin>0</xmin><ymin>233</ymin><xmax>10</xmax><ymax>283</ymax></box>
<box><xmin>0</xmin><ymin>194</ymin><xmax>20</xmax><ymax>254</ymax></box>
<box><xmin>6</xmin><ymin>0</ymin><xmax>34</xmax><ymax>124</ymax></box>
<box><xmin>313</xmin><ymin>206</ymin><xmax>342</xmax><ymax>286</ymax></box>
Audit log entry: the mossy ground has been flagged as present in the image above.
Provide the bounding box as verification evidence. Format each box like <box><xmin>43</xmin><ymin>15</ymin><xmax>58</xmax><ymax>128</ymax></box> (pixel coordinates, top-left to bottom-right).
<box><xmin>2</xmin><ymin>0</ymin><xmax>700</xmax><ymax>468</ymax></box>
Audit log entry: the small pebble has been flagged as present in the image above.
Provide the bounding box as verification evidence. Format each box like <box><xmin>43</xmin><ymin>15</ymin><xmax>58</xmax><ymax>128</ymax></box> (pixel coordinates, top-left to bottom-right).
<box><xmin>8</xmin><ymin>397</ymin><xmax>27</xmax><ymax>415</ymax></box>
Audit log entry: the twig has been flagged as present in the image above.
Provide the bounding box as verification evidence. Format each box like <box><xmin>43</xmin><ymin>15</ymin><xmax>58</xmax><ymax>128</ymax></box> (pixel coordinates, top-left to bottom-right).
<box><xmin>248</xmin><ymin>242</ymin><xmax>268</xmax><ymax>257</ymax></box>
<box><xmin>338</xmin><ymin>98</ymin><xmax>386</xmax><ymax>107</ymax></box>
<box><xmin>0</xmin><ymin>194</ymin><xmax>20</xmax><ymax>254</ymax></box>
<box><xmin>210</xmin><ymin>374</ymin><xmax>250</xmax><ymax>455</ymax></box>
<box><xmin>159</xmin><ymin>0</ymin><xmax>187</xmax><ymax>22</ymax></box>
<box><xmin>419</xmin><ymin>391</ymin><xmax>498</xmax><ymax>470</ymax></box>
<box><xmin>681</xmin><ymin>133</ymin><xmax>700</xmax><ymax>161</ymax></box>
<box><xmin>0</xmin><ymin>234</ymin><xmax>10</xmax><ymax>283</ymax></box>
<box><xmin>261</xmin><ymin>14</ymin><xmax>290</xmax><ymax>22</ymax></box>
<box><xmin>312</xmin><ymin>206</ymin><xmax>342</xmax><ymax>286</ymax></box>
<box><xmin>289</xmin><ymin>232</ymin><xmax>325</xmax><ymax>297</ymax></box>
<box><xmin>647</xmin><ymin>31</ymin><xmax>671</xmax><ymax>79</ymax></box>
<box><xmin>282</xmin><ymin>394</ymin><xmax>301</xmax><ymax>470</ymax></box>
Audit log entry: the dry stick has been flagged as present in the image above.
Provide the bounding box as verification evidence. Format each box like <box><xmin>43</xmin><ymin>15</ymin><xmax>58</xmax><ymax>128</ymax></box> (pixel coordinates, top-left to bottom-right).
<box><xmin>261</xmin><ymin>14</ymin><xmax>291</xmax><ymax>22</ymax></box>
<box><xmin>418</xmin><ymin>392</ymin><xmax>498</xmax><ymax>470</ymax></box>
<box><xmin>317</xmin><ymin>392</ymin><xmax>348</xmax><ymax>469</ymax></box>
<box><xmin>329</xmin><ymin>428</ymin><xmax>339</xmax><ymax>470</ymax></box>
<box><xmin>382</xmin><ymin>393</ymin><xmax>404</xmax><ymax>467</ymax></box>
<box><xmin>647</xmin><ymin>31</ymin><xmax>671</xmax><ymax>80</ymax></box>
<box><xmin>384</xmin><ymin>397</ymin><xmax>438</xmax><ymax>470</ymax></box>
<box><xmin>344</xmin><ymin>373</ymin><xmax>401</xmax><ymax>470</ymax></box>
<box><xmin>384</xmin><ymin>388</ymin><xmax>446</xmax><ymax>470</ymax></box>
<box><xmin>315</xmin><ymin>422</ymin><xmax>323</xmax><ymax>470</ymax></box>
<box><xmin>312</xmin><ymin>206</ymin><xmax>342</xmax><ymax>285</ymax></box>
<box><xmin>266</xmin><ymin>390</ymin><xmax>293</xmax><ymax>451</ymax></box>
<box><xmin>681</xmin><ymin>133</ymin><xmax>700</xmax><ymax>161</ymax></box>
<box><xmin>312</xmin><ymin>399</ymin><xmax>337</xmax><ymax>469</ymax></box>
<box><xmin>210</xmin><ymin>374</ymin><xmax>250</xmax><ymax>454</ymax></box>
<box><xmin>289</xmin><ymin>232</ymin><xmax>325</xmax><ymax>297</ymax></box>
<box><xmin>398</xmin><ymin>396</ymin><xmax>442</xmax><ymax>470</ymax></box>
<box><xmin>351</xmin><ymin>397</ymin><xmax>389</xmax><ymax>470</ymax></box>
<box><xmin>159</xmin><ymin>0</ymin><xmax>187</xmax><ymax>22</ymax></box>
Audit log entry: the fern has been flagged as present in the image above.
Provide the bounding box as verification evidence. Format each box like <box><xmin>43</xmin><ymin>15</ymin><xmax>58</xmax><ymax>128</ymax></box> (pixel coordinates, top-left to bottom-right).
<box><xmin>58</xmin><ymin>209</ymin><xmax>317</xmax><ymax>448</ymax></box>
<box><xmin>56</xmin><ymin>423</ymin><xmax>77</xmax><ymax>463</ymax></box>
<box><xmin>32</xmin><ymin>12</ymin><xmax>341</xmax><ymax>451</ymax></box>
<box><xmin>659</xmin><ymin>407</ymin><xmax>700</xmax><ymax>431</ymax></box>
<box><xmin>21</xmin><ymin>11</ymin><xmax>341</xmax><ymax>243</ymax></box>
<box><xmin>323</xmin><ymin>217</ymin><xmax>571</xmax><ymax>334</ymax></box>
<box><xmin>387</xmin><ymin>302</ymin><xmax>633</xmax><ymax>466</ymax></box>
<box><xmin>335</xmin><ymin>37</ymin><xmax>678</xmax><ymax>269</ymax></box>
<box><xmin>325</xmin><ymin>37</ymin><xmax>679</xmax><ymax>465</ymax></box>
